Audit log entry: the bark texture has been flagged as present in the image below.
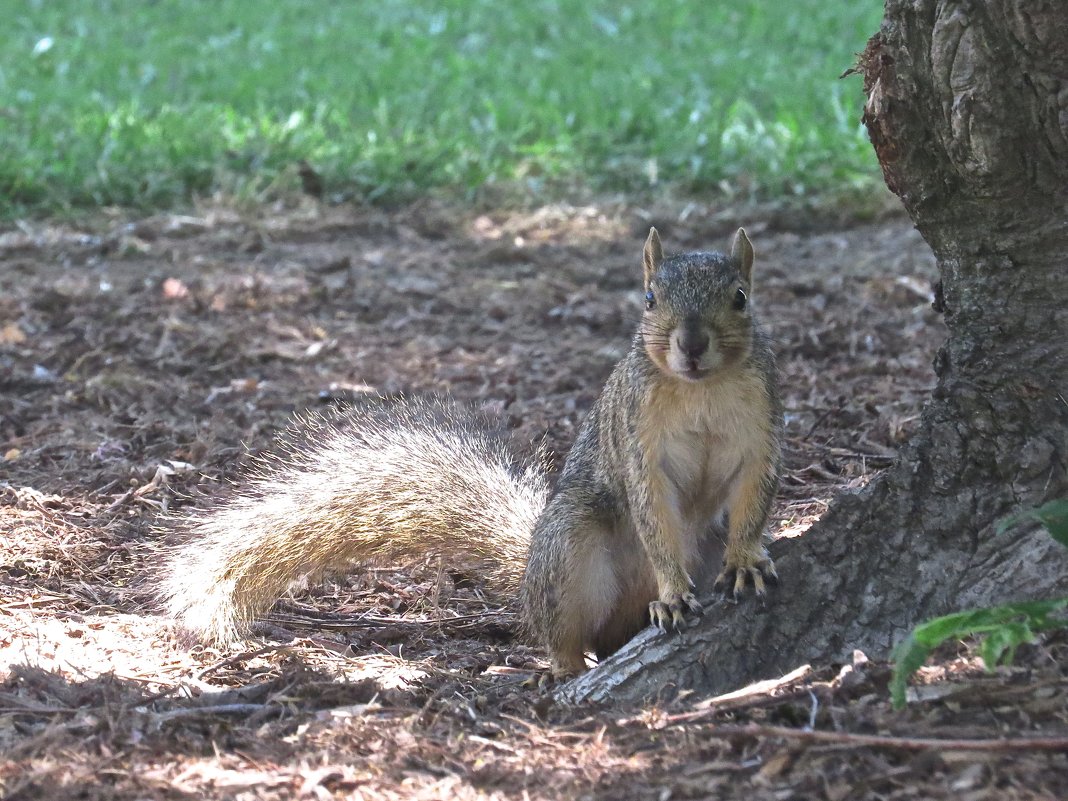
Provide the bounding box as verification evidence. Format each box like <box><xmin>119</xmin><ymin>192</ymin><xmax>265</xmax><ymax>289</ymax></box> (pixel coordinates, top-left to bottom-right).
<box><xmin>565</xmin><ymin>0</ymin><xmax>1068</xmax><ymax>705</ymax></box>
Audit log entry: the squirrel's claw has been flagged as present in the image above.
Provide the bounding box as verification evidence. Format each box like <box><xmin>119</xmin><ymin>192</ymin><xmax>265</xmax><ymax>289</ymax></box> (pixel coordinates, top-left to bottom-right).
<box><xmin>713</xmin><ymin>556</ymin><xmax>778</xmax><ymax>602</ymax></box>
<box><xmin>649</xmin><ymin>592</ymin><xmax>703</xmax><ymax>632</ymax></box>
<box><xmin>648</xmin><ymin>601</ymin><xmax>672</xmax><ymax>630</ymax></box>
<box><xmin>680</xmin><ymin>592</ymin><xmax>704</xmax><ymax>616</ymax></box>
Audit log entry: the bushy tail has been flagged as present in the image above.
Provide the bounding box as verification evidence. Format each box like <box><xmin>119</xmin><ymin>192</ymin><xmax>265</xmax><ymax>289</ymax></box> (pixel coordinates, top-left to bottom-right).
<box><xmin>160</xmin><ymin>397</ymin><xmax>550</xmax><ymax>645</ymax></box>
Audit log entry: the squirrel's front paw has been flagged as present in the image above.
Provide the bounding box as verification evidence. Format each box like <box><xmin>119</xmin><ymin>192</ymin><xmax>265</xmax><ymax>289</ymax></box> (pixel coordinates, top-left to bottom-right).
<box><xmin>649</xmin><ymin>592</ymin><xmax>703</xmax><ymax>632</ymax></box>
<box><xmin>713</xmin><ymin>552</ymin><xmax>778</xmax><ymax>601</ymax></box>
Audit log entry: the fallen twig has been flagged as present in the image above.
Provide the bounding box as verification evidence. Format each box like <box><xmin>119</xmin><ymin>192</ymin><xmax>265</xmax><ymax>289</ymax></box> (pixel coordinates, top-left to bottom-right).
<box><xmin>196</xmin><ymin>645</ymin><xmax>291</xmax><ymax>680</ymax></box>
<box><xmin>154</xmin><ymin>703</ymin><xmax>274</xmax><ymax>723</ymax></box>
<box><xmin>703</xmin><ymin>723</ymin><xmax>1068</xmax><ymax>753</ymax></box>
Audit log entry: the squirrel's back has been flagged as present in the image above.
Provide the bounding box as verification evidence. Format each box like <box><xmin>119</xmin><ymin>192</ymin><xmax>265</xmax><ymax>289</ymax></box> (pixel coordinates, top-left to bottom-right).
<box><xmin>161</xmin><ymin>397</ymin><xmax>549</xmax><ymax>644</ymax></box>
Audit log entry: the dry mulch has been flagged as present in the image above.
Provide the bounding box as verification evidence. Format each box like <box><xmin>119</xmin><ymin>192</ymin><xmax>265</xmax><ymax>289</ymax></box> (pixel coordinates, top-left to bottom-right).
<box><xmin>1</xmin><ymin>198</ymin><xmax>1066</xmax><ymax>800</ymax></box>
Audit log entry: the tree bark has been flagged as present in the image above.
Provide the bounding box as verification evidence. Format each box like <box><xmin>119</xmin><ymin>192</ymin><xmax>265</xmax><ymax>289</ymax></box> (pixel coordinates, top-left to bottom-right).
<box><xmin>565</xmin><ymin>0</ymin><xmax>1068</xmax><ymax>705</ymax></box>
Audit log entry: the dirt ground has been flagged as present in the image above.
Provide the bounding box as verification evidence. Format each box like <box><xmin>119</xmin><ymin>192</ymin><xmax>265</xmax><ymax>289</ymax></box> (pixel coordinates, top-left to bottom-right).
<box><xmin>1</xmin><ymin>197</ymin><xmax>1066</xmax><ymax>800</ymax></box>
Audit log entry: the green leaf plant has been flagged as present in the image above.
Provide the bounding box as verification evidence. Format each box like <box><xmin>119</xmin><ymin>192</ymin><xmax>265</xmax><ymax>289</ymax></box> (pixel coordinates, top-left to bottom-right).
<box><xmin>889</xmin><ymin>500</ymin><xmax>1068</xmax><ymax>709</ymax></box>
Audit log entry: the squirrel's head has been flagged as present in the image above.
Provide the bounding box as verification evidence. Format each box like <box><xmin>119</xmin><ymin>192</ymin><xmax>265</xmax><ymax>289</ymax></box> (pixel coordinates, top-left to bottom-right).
<box><xmin>639</xmin><ymin>227</ymin><xmax>756</xmax><ymax>382</ymax></box>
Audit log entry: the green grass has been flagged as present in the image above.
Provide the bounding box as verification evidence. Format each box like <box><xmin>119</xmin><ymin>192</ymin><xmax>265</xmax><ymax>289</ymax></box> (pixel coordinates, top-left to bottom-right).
<box><xmin>0</xmin><ymin>0</ymin><xmax>882</xmax><ymax>216</ymax></box>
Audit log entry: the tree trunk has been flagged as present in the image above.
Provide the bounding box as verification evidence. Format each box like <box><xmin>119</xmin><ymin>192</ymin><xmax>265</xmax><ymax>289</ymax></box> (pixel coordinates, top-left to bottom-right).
<box><xmin>565</xmin><ymin>0</ymin><xmax>1068</xmax><ymax>705</ymax></box>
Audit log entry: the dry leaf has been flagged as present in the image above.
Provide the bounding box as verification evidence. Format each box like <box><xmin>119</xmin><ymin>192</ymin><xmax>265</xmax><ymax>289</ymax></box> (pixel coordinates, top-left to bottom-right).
<box><xmin>162</xmin><ymin>277</ymin><xmax>190</xmax><ymax>299</ymax></box>
<box><xmin>755</xmin><ymin>750</ymin><xmax>795</xmax><ymax>782</ymax></box>
<box><xmin>0</xmin><ymin>322</ymin><xmax>27</xmax><ymax>344</ymax></box>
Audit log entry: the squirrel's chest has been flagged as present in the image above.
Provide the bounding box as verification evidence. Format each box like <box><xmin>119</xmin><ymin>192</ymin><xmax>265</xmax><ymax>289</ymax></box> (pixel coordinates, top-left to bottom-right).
<box><xmin>639</xmin><ymin>377</ymin><xmax>768</xmax><ymax>519</ymax></box>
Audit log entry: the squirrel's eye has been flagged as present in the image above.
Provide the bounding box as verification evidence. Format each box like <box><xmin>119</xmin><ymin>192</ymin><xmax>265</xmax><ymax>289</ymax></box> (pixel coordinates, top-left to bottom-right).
<box><xmin>733</xmin><ymin>288</ymin><xmax>747</xmax><ymax>311</ymax></box>
<box><xmin>645</xmin><ymin>290</ymin><xmax>656</xmax><ymax>310</ymax></box>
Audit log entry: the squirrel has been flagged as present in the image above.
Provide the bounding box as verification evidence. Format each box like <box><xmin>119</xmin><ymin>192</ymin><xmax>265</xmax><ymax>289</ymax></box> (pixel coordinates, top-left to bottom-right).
<box><xmin>161</xmin><ymin>227</ymin><xmax>783</xmax><ymax>678</ymax></box>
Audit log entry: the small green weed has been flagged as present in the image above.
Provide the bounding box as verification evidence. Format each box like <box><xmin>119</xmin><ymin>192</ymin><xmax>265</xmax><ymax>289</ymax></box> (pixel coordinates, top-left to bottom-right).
<box><xmin>889</xmin><ymin>499</ymin><xmax>1068</xmax><ymax>709</ymax></box>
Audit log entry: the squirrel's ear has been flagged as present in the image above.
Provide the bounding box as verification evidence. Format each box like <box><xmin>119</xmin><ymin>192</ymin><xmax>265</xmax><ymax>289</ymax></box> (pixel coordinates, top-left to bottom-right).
<box><xmin>730</xmin><ymin>227</ymin><xmax>754</xmax><ymax>285</ymax></box>
<box><xmin>643</xmin><ymin>227</ymin><xmax>663</xmax><ymax>289</ymax></box>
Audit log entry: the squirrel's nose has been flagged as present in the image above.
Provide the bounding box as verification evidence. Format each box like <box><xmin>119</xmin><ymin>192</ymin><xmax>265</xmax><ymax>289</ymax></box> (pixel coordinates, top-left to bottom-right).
<box><xmin>678</xmin><ymin>331</ymin><xmax>710</xmax><ymax>361</ymax></box>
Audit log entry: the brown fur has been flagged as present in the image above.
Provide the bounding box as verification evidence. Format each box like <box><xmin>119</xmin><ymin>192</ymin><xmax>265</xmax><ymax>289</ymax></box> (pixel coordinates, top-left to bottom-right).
<box><xmin>161</xmin><ymin>399</ymin><xmax>548</xmax><ymax>644</ymax></box>
<box><xmin>520</xmin><ymin>228</ymin><xmax>782</xmax><ymax>675</ymax></box>
<box><xmin>161</xmin><ymin>229</ymin><xmax>782</xmax><ymax>678</ymax></box>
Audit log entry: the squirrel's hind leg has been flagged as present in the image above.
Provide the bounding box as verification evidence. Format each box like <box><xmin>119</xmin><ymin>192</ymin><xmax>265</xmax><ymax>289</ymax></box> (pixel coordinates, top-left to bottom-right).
<box><xmin>549</xmin><ymin>644</ymin><xmax>588</xmax><ymax>680</ymax></box>
<box><xmin>523</xmin><ymin>494</ymin><xmax>622</xmax><ymax>679</ymax></box>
